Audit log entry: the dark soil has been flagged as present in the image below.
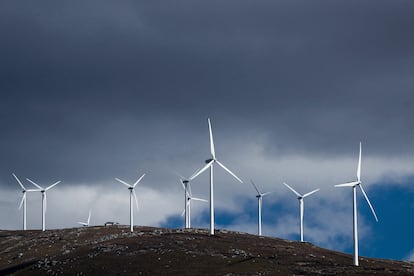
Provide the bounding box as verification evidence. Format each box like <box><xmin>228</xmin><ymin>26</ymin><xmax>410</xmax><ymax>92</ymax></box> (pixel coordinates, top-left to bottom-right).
<box><xmin>0</xmin><ymin>226</ymin><xmax>413</xmax><ymax>275</ymax></box>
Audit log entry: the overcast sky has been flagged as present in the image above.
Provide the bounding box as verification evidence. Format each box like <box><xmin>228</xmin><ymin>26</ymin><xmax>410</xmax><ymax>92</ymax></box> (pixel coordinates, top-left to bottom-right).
<box><xmin>1</xmin><ymin>1</ymin><xmax>414</xmax><ymax>262</ymax></box>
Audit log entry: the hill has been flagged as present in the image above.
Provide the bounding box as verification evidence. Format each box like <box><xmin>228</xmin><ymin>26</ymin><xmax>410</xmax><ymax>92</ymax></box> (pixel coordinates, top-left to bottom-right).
<box><xmin>0</xmin><ymin>226</ymin><xmax>413</xmax><ymax>275</ymax></box>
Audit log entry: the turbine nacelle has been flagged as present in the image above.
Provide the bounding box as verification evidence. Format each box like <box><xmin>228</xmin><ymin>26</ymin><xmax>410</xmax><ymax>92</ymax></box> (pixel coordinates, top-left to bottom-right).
<box><xmin>205</xmin><ymin>158</ymin><xmax>214</xmax><ymax>164</ymax></box>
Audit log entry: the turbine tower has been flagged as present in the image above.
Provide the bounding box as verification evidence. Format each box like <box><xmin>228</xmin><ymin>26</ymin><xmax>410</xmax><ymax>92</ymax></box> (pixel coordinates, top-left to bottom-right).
<box><xmin>179</xmin><ymin>177</ymin><xmax>208</xmax><ymax>228</ymax></box>
<box><xmin>78</xmin><ymin>209</ymin><xmax>92</xmax><ymax>227</ymax></box>
<box><xmin>190</xmin><ymin>118</ymin><xmax>243</xmax><ymax>235</ymax></box>
<box><xmin>26</xmin><ymin>178</ymin><xmax>61</xmax><ymax>231</ymax></box>
<box><xmin>115</xmin><ymin>173</ymin><xmax>145</xmax><ymax>233</ymax></box>
<box><xmin>335</xmin><ymin>142</ymin><xmax>378</xmax><ymax>266</ymax></box>
<box><xmin>251</xmin><ymin>180</ymin><xmax>272</xmax><ymax>236</ymax></box>
<box><xmin>13</xmin><ymin>173</ymin><xmax>37</xmax><ymax>230</ymax></box>
<box><xmin>283</xmin><ymin>182</ymin><xmax>319</xmax><ymax>242</ymax></box>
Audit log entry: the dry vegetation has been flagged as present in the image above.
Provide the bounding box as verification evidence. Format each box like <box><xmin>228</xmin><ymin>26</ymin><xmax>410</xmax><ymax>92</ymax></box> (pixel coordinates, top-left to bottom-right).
<box><xmin>0</xmin><ymin>226</ymin><xmax>413</xmax><ymax>275</ymax></box>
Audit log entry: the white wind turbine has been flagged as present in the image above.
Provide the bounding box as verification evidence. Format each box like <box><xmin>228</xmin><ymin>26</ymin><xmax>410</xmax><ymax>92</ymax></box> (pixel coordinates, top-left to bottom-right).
<box><xmin>179</xmin><ymin>177</ymin><xmax>208</xmax><ymax>228</ymax></box>
<box><xmin>77</xmin><ymin>209</ymin><xmax>92</xmax><ymax>227</ymax></box>
<box><xmin>115</xmin><ymin>173</ymin><xmax>145</xmax><ymax>233</ymax></box>
<box><xmin>189</xmin><ymin>118</ymin><xmax>243</xmax><ymax>235</ymax></box>
<box><xmin>283</xmin><ymin>182</ymin><xmax>319</xmax><ymax>242</ymax></box>
<box><xmin>26</xmin><ymin>178</ymin><xmax>61</xmax><ymax>231</ymax></box>
<box><xmin>13</xmin><ymin>173</ymin><xmax>38</xmax><ymax>230</ymax></box>
<box><xmin>174</xmin><ymin>172</ymin><xmax>195</xmax><ymax>229</ymax></box>
<box><xmin>251</xmin><ymin>180</ymin><xmax>273</xmax><ymax>236</ymax></box>
<box><xmin>335</xmin><ymin>142</ymin><xmax>378</xmax><ymax>266</ymax></box>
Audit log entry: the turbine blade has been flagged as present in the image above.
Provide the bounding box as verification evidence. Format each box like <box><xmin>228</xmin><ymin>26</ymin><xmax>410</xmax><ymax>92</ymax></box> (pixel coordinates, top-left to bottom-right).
<box><xmin>181</xmin><ymin>208</ymin><xmax>185</xmax><ymax>217</ymax></box>
<box><xmin>133</xmin><ymin>173</ymin><xmax>145</xmax><ymax>187</ymax></box>
<box><xmin>208</xmin><ymin>118</ymin><xmax>216</xmax><ymax>159</ymax></box>
<box><xmin>133</xmin><ymin>189</ymin><xmax>139</xmax><ymax>211</ymax></box>
<box><xmin>216</xmin><ymin>160</ymin><xmax>243</xmax><ymax>183</ymax></box>
<box><xmin>187</xmin><ymin>182</ymin><xmax>193</xmax><ymax>197</ymax></box>
<box><xmin>182</xmin><ymin>183</ymin><xmax>191</xmax><ymax>198</ymax></box>
<box><xmin>250</xmin><ymin>180</ymin><xmax>261</xmax><ymax>195</ymax></box>
<box><xmin>87</xmin><ymin>210</ymin><xmax>91</xmax><ymax>224</ymax></box>
<box><xmin>189</xmin><ymin>160</ymin><xmax>213</xmax><ymax>180</ymax></box>
<box><xmin>180</xmin><ymin>179</ymin><xmax>186</xmax><ymax>190</ymax></box>
<box><xmin>173</xmin><ymin>170</ymin><xmax>186</xmax><ymax>180</ymax></box>
<box><xmin>334</xmin><ymin>181</ymin><xmax>359</xmax><ymax>187</ymax></box>
<box><xmin>261</xmin><ymin>191</ymin><xmax>274</xmax><ymax>197</ymax></box>
<box><xmin>46</xmin><ymin>181</ymin><xmax>61</xmax><ymax>191</ymax></box>
<box><xmin>303</xmin><ymin>188</ymin><xmax>320</xmax><ymax>198</ymax></box>
<box><xmin>357</xmin><ymin>142</ymin><xmax>362</xmax><ymax>183</ymax></box>
<box><xmin>359</xmin><ymin>184</ymin><xmax>379</xmax><ymax>222</ymax></box>
<box><xmin>26</xmin><ymin>178</ymin><xmax>43</xmax><ymax>190</ymax></box>
<box><xmin>18</xmin><ymin>193</ymin><xmax>26</xmax><ymax>210</ymax></box>
<box><xmin>187</xmin><ymin>164</ymin><xmax>207</xmax><ymax>181</ymax></box>
<box><xmin>26</xmin><ymin>189</ymin><xmax>40</xmax><ymax>192</ymax></box>
<box><xmin>283</xmin><ymin>182</ymin><xmax>301</xmax><ymax>197</ymax></box>
<box><xmin>191</xmin><ymin>197</ymin><xmax>208</xmax><ymax>202</ymax></box>
<box><xmin>115</xmin><ymin>178</ymin><xmax>132</xmax><ymax>188</ymax></box>
<box><xmin>13</xmin><ymin>173</ymin><xmax>26</xmax><ymax>190</ymax></box>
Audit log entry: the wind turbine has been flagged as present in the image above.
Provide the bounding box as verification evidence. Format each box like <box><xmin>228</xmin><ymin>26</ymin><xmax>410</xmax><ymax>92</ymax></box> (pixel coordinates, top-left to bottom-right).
<box><xmin>179</xmin><ymin>177</ymin><xmax>208</xmax><ymax>229</ymax></box>
<box><xmin>335</xmin><ymin>142</ymin><xmax>378</xmax><ymax>266</ymax></box>
<box><xmin>13</xmin><ymin>173</ymin><xmax>38</xmax><ymax>230</ymax></box>
<box><xmin>78</xmin><ymin>209</ymin><xmax>92</xmax><ymax>227</ymax></box>
<box><xmin>115</xmin><ymin>173</ymin><xmax>145</xmax><ymax>233</ymax></box>
<box><xmin>283</xmin><ymin>182</ymin><xmax>319</xmax><ymax>242</ymax></box>
<box><xmin>180</xmin><ymin>178</ymin><xmax>208</xmax><ymax>228</ymax></box>
<box><xmin>175</xmin><ymin>169</ymin><xmax>209</xmax><ymax>228</ymax></box>
<box><xmin>174</xmin><ymin>171</ymin><xmax>196</xmax><ymax>229</ymax></box>
<box><xmin>26</xmin><ymin>178</ymin><xmax>61</xmax><ymax>231</ymax></box>
<box><xmin>250</xmin><ymin>180</ymin><xmax>272</xmax><ymax>236</ymax></box>
<box><xmin>189</xmin><ymin>118</ymin><xmax>243</xmax><ymax>235</ymax></box>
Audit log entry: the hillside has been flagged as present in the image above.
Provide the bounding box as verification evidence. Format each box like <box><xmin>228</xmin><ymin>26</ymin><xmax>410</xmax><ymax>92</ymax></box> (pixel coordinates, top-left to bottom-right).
<box><xmin>0</xmin><ymin>226</ymin><xmax>413</xmax><ymax>275</ymax></box>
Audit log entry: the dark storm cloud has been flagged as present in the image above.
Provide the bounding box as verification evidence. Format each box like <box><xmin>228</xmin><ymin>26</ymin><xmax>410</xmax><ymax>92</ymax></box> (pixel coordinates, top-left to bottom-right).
<box><xmin>1</xmin><ymin>1</ymin><xmax>414</xmax><ymax>184</ymax></box>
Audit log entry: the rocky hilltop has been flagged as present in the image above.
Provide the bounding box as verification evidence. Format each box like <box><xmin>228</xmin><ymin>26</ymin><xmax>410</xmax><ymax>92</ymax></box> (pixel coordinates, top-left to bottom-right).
<box><xmin>0</xmin><ymin>226</ymin><xmax>413</xmax><ymax>275</ymax></box>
